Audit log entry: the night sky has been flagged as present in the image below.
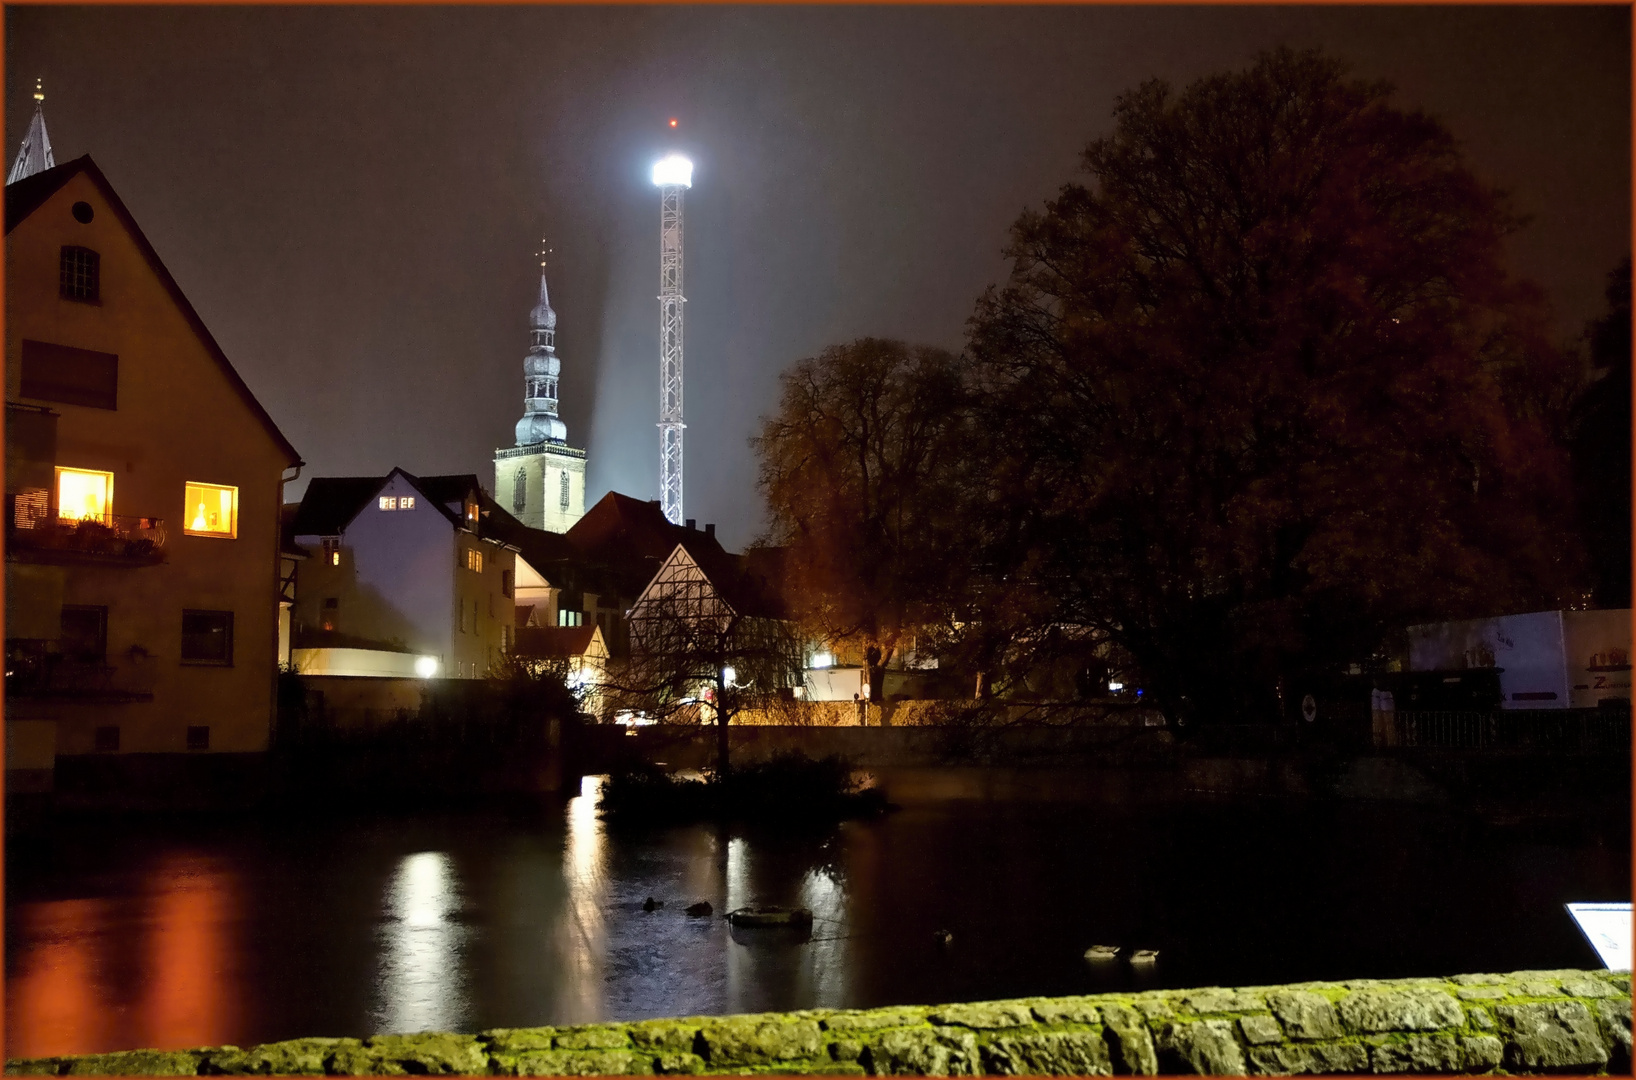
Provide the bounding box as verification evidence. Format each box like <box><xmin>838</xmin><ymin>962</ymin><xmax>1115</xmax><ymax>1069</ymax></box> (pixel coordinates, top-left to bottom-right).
<box><xmin>7</xmin><ymin>6</ymin><xmax>1629</xmax><ymax>549</ymax></box>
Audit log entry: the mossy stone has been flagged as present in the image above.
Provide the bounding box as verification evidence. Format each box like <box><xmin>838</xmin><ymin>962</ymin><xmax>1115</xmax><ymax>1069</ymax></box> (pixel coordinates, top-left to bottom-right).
<box><xmin>1335</xmin><ymin>990</ymin><xmax>1463</xmax><ymax>1033</ymax></box>
<box><xmin>1099</xmin><ymin>1005</ymin><xmax>1158</xmax><ymax>1076</ymax></box>
<box><xmin>63</xmin><ymin>1051</ymin><xmax>203</xmax><ymax>1077</ymax></box>
<box><xmin>1266</xmin><ymin>992</ymin><xmax>1342</xmax><ymax>1041</ymax></box>
<box><xmin>1495</xmin><ymin>1001</ymin><xmax>1609</xmax><ymax>1072</ymax></box>
<box><xmin>1156</xmin><ymin>1020</ymin><xmax>1246</xmax><ymax>1076</ymax></box>
<box><xmin>1245</xmin><ymin>1042</ymin><xmax>1368</xmax><ymax>1076</ymax></box>
<box><xmin>653</xmin><ymin>1052</ymin><xmax>704</xmax><ymax>1075</ymax></box>
<box><xmin>1029</xmin><ymin>999</ymin><xmax>1101</xmax><ymax>1026</ymax></box>
<box><xmin>979</xmin><ymin>1031</ymin><xmax>1112</xmax><ymax>1076</ymax></box>
<box><xmin>1595</xmin><ymin>998</ymin><xmax>1632</xmax><ymax>1071</ymax></box>
<box><xmin>865</xmin><ymin>1028</ymin><xmax>979</xmax><ymax>1076</ymax></box>
<box><xmin>828</xmin><ymin>1040</ymin><xmax>863</xmax><ymax>1063</ymax></box>
<box><xmin>206</xmin><ymin>1038</ymin><xmax>361</xmax><ymax>1075</ymax></box>
<box><xmin>697</xmin><ymin>1016</ymin><xmax>823</xmax><ymax>1068</ymax></box>
<box><xmin>356</xmin><ymin>1033</ymin><xmax>486</xmax><ymax>1075</ymax></box>
<box><xmin>503</xmin><ymin>1050</ymin><xmax>653</xmax><ymax>1076</ymax></box>
<box><xmin>927</xmin><ymin>1002</ymin><xmax>1033</xmax><ymax>1030</ymax></box>
<box><xmin>1460</xmin><ymin>1035</ymin><xmax>1503</xmax><ymax>1073</ymax></box>
<box><xmin>628</xmin><ymin>1021</ymin><xmax>702</xmax><ymax>1055</ymax></box>
<box><xmin>482</xmin><ymin>1027</ymin><xmax>557</xmax><ymax>1054</ymax></box>
<box><xmin>1238</xmin><ymin>1015</ymin><xmax>1283</xmax><ymax>1046</ymax></box>
<box><xmin>1182</xmin><ymin>989</ymin><xmax>1266</xmax><ymax>1016</ymax></box>
<box><xmin>1368</xmin><ymin>1033</ymin><xmax>1463</xmax><ymax>1073</ymax></box>
<box><xmin>1561</xmin><ymin>976</ymin><xmax>1621</xmax><ymax>999</ymax></box>
<box><xmin>5</xmin><ymin>1059</ymin><xmax>66</xmax><ymax>1077</ymax></box>
<box><xmin>556</xmin><ymin>1026</ymin><xmax>633</xmax><ymax>1051</ymax></box>
<box><xmin>822</xmin><ymin>1008</ymin><xmax>928</xmax><ymax>1034</ymax></box>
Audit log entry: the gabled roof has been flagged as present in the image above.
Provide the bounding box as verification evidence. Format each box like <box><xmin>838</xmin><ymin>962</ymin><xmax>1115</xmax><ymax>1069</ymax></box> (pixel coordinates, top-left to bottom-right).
<box><xmin>6</xmin><ymin>155</ymin><xmax>300</xmax><ymax>467</ymax></box>
<box><xmin>567</xmin><ymin>491</ymin><xmax>741</xmax><ymax>600</ymax></box>
<box><xmin>640</xmin><ymin>542</ymin><xmax>786</xmax><ymax>621</ymax></box>
<box><xmin>515</xmin><ymin>624</ymin><xmax>602</xmax><ymax>660</ymax></box>
<box><xmin>290</xmin><ymin>468</ymin><xmax>475</xmax><ymax>536</ymax></box>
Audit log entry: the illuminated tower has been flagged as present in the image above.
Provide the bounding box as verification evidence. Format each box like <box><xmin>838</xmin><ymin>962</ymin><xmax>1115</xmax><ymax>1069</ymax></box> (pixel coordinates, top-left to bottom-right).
<box><xmin>494</xmin><ymin>243</ymin><xmax>587</xmax><ymax>533</ymax></box>
<box><xmin>8</xmin><ymin>80</ymin><xmax>55</xmax><ymax>184</ymax></box>
<box><xmin>651</xmin><ymin>148</ymin><xmax>693</xmax><ymax>526</ymax></box>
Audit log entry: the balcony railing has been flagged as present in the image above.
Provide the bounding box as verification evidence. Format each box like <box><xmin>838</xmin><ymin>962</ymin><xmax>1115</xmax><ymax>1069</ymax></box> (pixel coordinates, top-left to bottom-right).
<box><xmin>4</xmin><ymin>650</ymin><xmax>155</xmax><ymax>702</ymax></box>
<box><xmin>5</xmin><ymin>494</ymin><xmax>166</xmax><ymax>566</ymax></box>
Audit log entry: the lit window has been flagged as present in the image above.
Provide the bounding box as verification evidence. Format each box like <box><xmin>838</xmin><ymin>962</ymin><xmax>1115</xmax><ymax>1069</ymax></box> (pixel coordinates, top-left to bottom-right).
<box><xmin>379</xmin><ymin>496</ymin><xmax>397</xmax><ymax>511</ymax></box>
<box><xmin>184</xmin><ymin>481</ymin><xmax>237</xmax><ymax>537</ymax></box>
<box><xmin>56</xmin><ymin>467</ymin><xmax>112</xmax><ymax>522</ymax></box>
<box><xmin>559</xmin><ymin>610</ymin><xmax>582</xmax><ymax>627</ymax></box>
<box><xmin>321</xmin><ymin>538</ymin><xmax>341</xmax><ymax>566</ymax></box>
<box><xmin>400</xmin><ymin>496</ymin><xmax>415</xmax><ymax>510</ymax></box>
<box><xmin>467</xmin><ymin>549</ymin><xmax>483</xmax><ymax>573</ymax></box>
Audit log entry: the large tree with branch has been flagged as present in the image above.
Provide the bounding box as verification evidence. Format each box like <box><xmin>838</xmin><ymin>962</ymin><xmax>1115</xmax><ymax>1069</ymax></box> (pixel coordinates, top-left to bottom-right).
<box><xmin>753</xmin><ymin>339</ymin><xmax>974</xmax><ymax>701</ymax></box>
<box><xmin>966</xmin><ymin>47</ymin><xmax>1583</xmax><ymax>725</ymax></box>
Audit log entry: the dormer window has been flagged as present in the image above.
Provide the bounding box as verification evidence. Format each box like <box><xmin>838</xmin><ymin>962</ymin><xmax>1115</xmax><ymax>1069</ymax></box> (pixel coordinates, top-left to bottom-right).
<box><xmin>59</xmin><ymin>246</ymin><xmax>100</xmax><ymax>302</ymax></box>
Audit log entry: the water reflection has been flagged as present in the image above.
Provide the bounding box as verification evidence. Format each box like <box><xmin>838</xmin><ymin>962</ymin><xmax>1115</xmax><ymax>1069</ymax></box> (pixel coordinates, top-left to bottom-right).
<box><xmin>7</xmin><ymin>784</ymin><xmax>1625</xmax><ymax>1056</ymax></box>
<box><xmin>5</xmin><ymin>853</ymin><xmax>239</xmax><ymax>1058</ymax></box>
<box><xmin>557</xmin><ymin>774</ymin><xmax>609</xmax><ymax>1020</ymax></box>
<box><xmin>374</xmin><ymin>851</ymin><xmax>468</xmax><ymax>1034</ymax></box>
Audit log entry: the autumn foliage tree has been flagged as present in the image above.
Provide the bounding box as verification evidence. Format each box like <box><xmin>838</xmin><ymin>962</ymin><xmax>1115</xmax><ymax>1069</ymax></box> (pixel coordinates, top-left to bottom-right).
<box><xmin>966</xmin><ymin>48</ymin><xmax>1583</xmax><ymax>725</ymax></box>
<box><xmin>753</xmin><ymin>339</ymin><xmax>973</xmax><ymax>700</ymax></box>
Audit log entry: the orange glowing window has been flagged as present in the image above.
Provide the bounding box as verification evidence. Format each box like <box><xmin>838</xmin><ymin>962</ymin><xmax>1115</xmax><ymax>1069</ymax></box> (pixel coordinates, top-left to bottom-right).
<box><xmin>183</xmin><ymin>482</ymin><xmax>238</xmax><ymax>538</ymax></box>
<box><xmin>466</xmin><ymin>548</ymin><xmax>484</xmax><ymax>573</ymax></box>
<box><xmin>55</xmin><ymin>467</ymin><xmax>112</xmax><ymax>522</ymax></box>
<box><xmin>379</xmin><ymin>496</ymin><xmax>397</xmax><ymax>511</ymax></box>
<box><xmin>401</xmin><ymin>496</ymin><xmax>415</xmax><ymax>510</ymax></box>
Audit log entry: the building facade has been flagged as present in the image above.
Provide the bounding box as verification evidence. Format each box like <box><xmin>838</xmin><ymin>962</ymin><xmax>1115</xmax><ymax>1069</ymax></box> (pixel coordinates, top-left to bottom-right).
<box><xmin>4</xmin><ymin>154</ymin><xmax>301</xmax><ymax>789</ymax></box>
<box><xmin>287</xmin><ymin>470</ymin><xmax>516</xmax><ymax>679</ymax></box>
<box><xmin>494</xmin><ymin>256</ymin><xmax>586</xmax><ymax>534</ymax></box>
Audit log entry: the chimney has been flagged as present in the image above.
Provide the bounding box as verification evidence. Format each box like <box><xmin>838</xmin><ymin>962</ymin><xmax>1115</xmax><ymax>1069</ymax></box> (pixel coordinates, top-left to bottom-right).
<box><xmin>705</xmin><ymin>523</ymin><xmax>715</xmax><ymax>538</ymax></box>
<box><xmin>685</xmin><ymin>518</ymin><xmax>696</xmax><ymax>531</ymax></box>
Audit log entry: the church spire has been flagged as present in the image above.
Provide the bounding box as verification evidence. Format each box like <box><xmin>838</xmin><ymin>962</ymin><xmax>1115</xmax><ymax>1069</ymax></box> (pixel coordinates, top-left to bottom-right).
<box><xmin>8</xmin><ymin>80</ymin><xmax>56</xmax><ymax>184</ymax></box>
<box><xmin>514</xmin><ymin>241</ymin><xmax>567</xmax><ymax>446</ymax></box>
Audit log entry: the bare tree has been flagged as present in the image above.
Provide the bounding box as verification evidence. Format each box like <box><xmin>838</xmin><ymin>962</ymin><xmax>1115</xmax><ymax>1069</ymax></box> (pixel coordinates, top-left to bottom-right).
<box><xmin>605</xmin><ymin>545</ymin><xmax>804</xmax><ymax>774</ymax></box>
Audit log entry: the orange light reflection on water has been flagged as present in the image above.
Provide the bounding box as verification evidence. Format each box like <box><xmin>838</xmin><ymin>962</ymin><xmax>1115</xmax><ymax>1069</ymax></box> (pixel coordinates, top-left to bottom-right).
<box><xmin>6</xmin><ymin>854</ymin><xmax>241</xmax><ymax>1058</ymax></box>
<box><xmin>6</xmin><ymin>899</ymin><xmax>112</xmax><ymax>1059</ymax></box>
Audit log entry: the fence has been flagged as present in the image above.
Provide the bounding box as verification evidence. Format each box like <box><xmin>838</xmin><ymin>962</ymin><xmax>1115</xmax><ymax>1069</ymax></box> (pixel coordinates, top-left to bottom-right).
<box><xmin>1383</xmin><ymin>707</ymin><xmax>1631</xmax><ymax>755</ymax></box>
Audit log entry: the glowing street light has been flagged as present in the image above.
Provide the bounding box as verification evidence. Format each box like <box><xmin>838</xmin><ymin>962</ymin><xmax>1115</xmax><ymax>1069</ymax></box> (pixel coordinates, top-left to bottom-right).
<box><xmin>651</xmin><ymin>153</ymin><xmax>693</xmax><ymax>188</ymax></box>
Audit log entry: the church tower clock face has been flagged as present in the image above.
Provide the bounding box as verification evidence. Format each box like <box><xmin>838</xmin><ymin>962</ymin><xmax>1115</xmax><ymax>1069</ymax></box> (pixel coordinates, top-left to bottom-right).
<box><xmin>494</xmin><ymin>245</ymin><xmax>587</xmax><ymax>534</ymax></box>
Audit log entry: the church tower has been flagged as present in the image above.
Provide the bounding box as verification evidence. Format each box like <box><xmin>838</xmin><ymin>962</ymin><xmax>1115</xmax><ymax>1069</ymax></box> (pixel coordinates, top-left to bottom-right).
<box><xmin>8</xmin><ymin>80</ymin><xmax>56</xmax><ymax>184</ymax></box>
<box><xmin>494</xmin><ymin>247</ymin><xmax>587</xmax><ymax>533</ymax></box>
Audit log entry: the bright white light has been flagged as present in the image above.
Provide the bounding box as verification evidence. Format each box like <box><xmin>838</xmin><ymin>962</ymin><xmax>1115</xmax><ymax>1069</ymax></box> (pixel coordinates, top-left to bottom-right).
<box><xmin>1567</xmin><ymin>903</ymin><xmax>1632</xmax><ymax>970</ymax></box>
<box><xmin>811</xmin><ymin>653</ymin><xmax>833</xmax><ymax>670</ymax></box>
<box><xmin>651</xmin><ymin>154</ymin><xmax>693</xmax><ymax>188</ymax></box>
<box><xmin>414</xmin><ymin>656</ymin><xmax>439</xmax><ymax>679</ymax></box>
<box><xmin>1108</xmin><ymin>682</ymin><xmax>1124</xmax><ymax>692</ymax></box>
<box><xmin>722</xmin><ymin>666</ymin><xmax>737</xmax><ymax>687</ymax></box>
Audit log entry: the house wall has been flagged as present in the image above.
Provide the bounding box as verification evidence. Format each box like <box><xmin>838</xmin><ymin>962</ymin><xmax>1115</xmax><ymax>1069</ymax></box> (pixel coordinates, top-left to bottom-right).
<box><xmin>5</xmin><ymin>171</ymin><xmax>294</xmax><ymax>755</ymax></box>
<box><xmin>450</xmin><ymin>525</ymin><xmax>515</xmax><ymax>678</ymax></box>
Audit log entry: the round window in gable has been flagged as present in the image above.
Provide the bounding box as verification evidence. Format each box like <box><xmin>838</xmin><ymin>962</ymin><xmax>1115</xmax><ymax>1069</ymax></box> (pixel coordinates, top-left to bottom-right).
<box><xmin>71</xmin><ymin>201</ymin><xmax>95</xmax><ymax>224</ymax></box>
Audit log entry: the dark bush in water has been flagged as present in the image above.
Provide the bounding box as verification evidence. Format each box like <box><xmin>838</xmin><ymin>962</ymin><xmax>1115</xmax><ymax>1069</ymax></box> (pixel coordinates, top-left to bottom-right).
<box><xmin>598</xmin><ymin>752</ymin><xmax>889</xmax><ymax>823</ymax></box>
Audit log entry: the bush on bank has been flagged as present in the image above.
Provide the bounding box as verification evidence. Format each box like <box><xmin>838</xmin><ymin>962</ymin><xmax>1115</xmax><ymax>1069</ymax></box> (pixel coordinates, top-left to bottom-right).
<box><xmin>7</xmin><ymin>968</ymin><xmax>1629</xmax><ymax>1076</ymax></box>
<box><xmin>598</xmin><ymin>752</ymin><xmax>890</xmax><ymax>824</ymax></box>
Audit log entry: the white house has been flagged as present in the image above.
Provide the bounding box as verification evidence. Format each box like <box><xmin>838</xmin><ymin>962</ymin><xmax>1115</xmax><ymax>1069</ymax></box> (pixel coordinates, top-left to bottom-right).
<box><xmin>287</xmin><ymin>470</ymin><xmax>517</xmax><ymax>679</ymax></box>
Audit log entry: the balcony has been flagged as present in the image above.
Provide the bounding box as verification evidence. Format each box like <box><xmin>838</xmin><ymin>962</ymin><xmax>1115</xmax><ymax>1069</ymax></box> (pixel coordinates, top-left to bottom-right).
<box><xmin>4</xmin><ymin>650</ymin><xmax>154</xmax><ymax>703</ymax></box>
<box><xmin>6</xmin><ymin>494</ymin><xmax>166</xmax><ymax>567</ymax></box>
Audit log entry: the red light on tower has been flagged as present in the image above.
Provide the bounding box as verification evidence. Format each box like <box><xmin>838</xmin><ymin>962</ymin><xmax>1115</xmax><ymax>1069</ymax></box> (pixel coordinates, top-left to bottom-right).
<box><xmin>669</xmin><ymin>118</ymin><xmax>678</xmax><ymax>129</ymax></box>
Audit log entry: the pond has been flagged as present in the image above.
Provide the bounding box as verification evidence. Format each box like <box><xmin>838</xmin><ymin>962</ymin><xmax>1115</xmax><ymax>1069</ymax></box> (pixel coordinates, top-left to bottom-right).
<box><xmin>5</xmin><ymin>770</ymin><xmax>1627</xmax><ymax>1058</ymax></box>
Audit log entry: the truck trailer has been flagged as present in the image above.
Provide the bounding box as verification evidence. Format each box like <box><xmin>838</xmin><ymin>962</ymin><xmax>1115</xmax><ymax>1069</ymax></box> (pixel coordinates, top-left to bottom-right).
<box><xmin>1405</xmin><ymin>609</ymin><xmax>1631</xmax><ymax>710</ymax></box>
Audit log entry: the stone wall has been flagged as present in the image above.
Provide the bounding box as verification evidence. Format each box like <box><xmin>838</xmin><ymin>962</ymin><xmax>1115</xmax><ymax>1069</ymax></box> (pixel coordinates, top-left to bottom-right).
<box><xmin>8</xmin><ymin>969</ymin><xmax>1629</xmax><ymax>1076</ymax></box>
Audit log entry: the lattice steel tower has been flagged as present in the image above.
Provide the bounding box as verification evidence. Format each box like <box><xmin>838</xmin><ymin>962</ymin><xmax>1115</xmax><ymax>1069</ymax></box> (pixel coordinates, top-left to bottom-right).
<box><xmin>651</xmin><ymin>151</ymin><xmax>693</xmax><ymax>526</ymax></box>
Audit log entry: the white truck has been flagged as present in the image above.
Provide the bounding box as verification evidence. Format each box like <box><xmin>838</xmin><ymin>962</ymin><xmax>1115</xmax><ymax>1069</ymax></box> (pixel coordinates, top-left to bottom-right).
<box><xmin>1406</xmin><ymin>609</ymin><xmax>1631</xmax><ymax>710</ymax></box>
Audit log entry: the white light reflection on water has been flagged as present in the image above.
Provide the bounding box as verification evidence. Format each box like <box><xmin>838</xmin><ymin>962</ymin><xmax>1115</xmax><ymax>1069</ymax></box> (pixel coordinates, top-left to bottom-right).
<box><xmin>374</xmin><ymin>851</ymin><xmax>468</xmax><ymax>1034</ymax></box>
<box><xmin>558</xmin><ymin>774</ymin><xmax>609</xmax><ymax>1020</ymax></box>
<box><xmin>798</xmin><ymin>866</ymin><xmax>848</xmax><ymax>1005</ymax></box>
